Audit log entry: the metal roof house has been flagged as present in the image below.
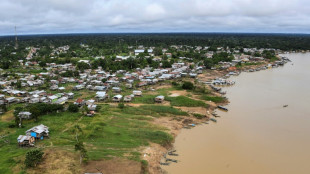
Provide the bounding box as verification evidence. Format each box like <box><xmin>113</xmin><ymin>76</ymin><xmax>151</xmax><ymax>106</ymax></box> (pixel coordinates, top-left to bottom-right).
<box><xmin>26</xmin><ymin>124</ymin><xmax>49</xmax><ymax>140</ymax></box>
<box><xmin>17</xmin><ymin>135</ymin><xmax>35</xmax><ymax>147</ymax></box>
<box><xmin>155</xmin><ymin>95</ymin><xmax>165</xmax><ymax>103</ymax></box>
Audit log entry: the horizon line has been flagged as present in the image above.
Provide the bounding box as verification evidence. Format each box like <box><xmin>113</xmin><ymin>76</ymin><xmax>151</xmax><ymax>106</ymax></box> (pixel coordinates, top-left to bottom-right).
<box><xmin>1</xmin><ymin>31</ymin><xmax>310</xmax><ymax>37</ymax></box>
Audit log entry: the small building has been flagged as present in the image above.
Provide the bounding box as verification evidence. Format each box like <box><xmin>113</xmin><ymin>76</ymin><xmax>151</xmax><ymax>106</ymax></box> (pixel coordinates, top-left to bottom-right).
<box><xmin>67</xmin><ymin>92</ymin><xmax>74</xmax><ymax>99</ymax></box>
<box><xmin>17</xmin><ymin>135</ymin><xmax>35</xmax><ymax>147</ymax></box>
<box><xmin>87</xmin><ymin>104</ymin><xmax>97</xmax><ymax>111</ymax></box>
<box><xmin>18</xmin><ymin>112</ymin><xmax>32</xmax><ymax>119</ymax></box>
<box><xmin>155</xmin><ymin>95</ymin><xmax>165</xmax><ymax>103</ymax></box>
<box><xmin>132</xmin><ymin>90</ymin><xmax>142</xmax><ymax>96</ymax></box>
<box><xmin>112</xmin><ymin>95</ymin><xmax>123</xmax><ymax>102</ymax></box>
<box><xmin>74</xmin><ymin>98</ymin><xmax>85</xmax><ymax>106</ymax></box>
<box><xmin>96</xmin><ymin>91</ymin><xmax>108</xmax><ymax>101</ymax></box>
<box><xmin>26</xmin><ymin>124</ymin><xmax>49</xmax><ymax>140</ymax></box>
<box><xmin>112</xmin><ymin>87</ymin><xmax>121</xmax><ymax>93</ymax></box>
<box><xmin>124</xmin><ymin>95</ymin><xmax>132</xmax><ymax>102</ymax></box>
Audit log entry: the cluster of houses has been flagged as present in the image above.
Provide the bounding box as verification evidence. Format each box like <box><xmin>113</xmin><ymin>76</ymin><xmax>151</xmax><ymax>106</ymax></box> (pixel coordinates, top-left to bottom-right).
<box><xmin>17</xmin><ymin>124</ymin><xmax>49</xmax><ymax>147</ymax></box>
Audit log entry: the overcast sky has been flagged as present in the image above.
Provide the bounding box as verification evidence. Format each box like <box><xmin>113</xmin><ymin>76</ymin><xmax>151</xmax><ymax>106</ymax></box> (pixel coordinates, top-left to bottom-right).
<box><xmin>1</xmin><ymin>0</ymin><xmax>309</xmax><ymax>35</ymax></box>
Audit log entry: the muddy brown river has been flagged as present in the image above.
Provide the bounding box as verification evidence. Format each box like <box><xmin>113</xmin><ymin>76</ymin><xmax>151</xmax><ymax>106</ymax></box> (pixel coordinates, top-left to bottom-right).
<box><xmin>162</xmin><ymin>53</ymin><xmax>310</xmax><ymax>174</ymax></box>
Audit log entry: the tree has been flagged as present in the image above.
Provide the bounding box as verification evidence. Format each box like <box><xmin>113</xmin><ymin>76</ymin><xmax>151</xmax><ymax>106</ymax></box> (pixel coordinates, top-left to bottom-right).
<box><xmin>25</xmin><ymin>149</ymin><xmax>44</xmax><ymax>168</ymax></box>
<box><xmin>182</xmin><ymin>81</ymin><xmax>194</xmax><ymax>90</ymax></box>
<box><xmin>68</xmin><ymin>103</ymin><xmax>79</xmax><ymax>112</ymax></box>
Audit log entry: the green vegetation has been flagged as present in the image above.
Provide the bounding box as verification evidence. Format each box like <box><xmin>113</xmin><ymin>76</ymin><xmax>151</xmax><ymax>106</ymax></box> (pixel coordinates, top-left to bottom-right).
<box><xmin>133</xmin><ymin>95</ymin><xmax>156</xmax><ymax>104</ymax></box>
<box><xmin>25</xmin><ymin>149</ymin><xmax>44</xmax><ymax>168</ymax></box>
<box><xmin>182</xmin><ymin>81</ymin><xmax>194</xmax><ymax>90</ymax></box>
<box><xmin>122</xmin><ymin>105</ymin><xmax>188</xmax><ymax>117</ymax></box>
<box><xmin>200</xmin><ymin>95</ymin><xmax>226</xmax><ymax>103</ymax></box>
<box><xmin>166</xmin><ymin>96</ymin><xmax>207</xmax><ymax>107</ymax></box>
<box><xmin>68</xmin><ymin>103</ymin><xmax>79</xmax><ymax>112</ymax></box>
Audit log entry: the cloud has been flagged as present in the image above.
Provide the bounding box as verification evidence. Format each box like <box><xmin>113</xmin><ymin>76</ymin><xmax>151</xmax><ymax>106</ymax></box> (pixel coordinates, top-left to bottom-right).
<box><xmin>0</xmin><ymin>0</ymin><xmax>309</xmax><ymax>35</ymax></box>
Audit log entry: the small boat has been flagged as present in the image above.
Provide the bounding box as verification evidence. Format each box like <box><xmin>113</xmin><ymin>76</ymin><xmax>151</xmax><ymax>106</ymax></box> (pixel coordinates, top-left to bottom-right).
<box><xmin>210</xmin><ymin>118</ymin><xmax>217</xmax><ymax>122</ymax></box>
<box><xmin>283</xmin><ymin>105</ymin><xmax>288</xmax><ymax>108</ymax></box>
<box><xmin>217</xmin><ymin>105</ymin><xmax>228</xmax><ymax>111</ymax></box>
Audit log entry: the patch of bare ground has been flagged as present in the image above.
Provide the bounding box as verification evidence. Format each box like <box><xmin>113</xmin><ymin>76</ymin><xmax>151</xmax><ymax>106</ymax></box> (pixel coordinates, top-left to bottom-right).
<box><xmin>1</xmin><ymin>110</ymin><xmax>14</xmax><ymax>122</ymax></box>
<box><xmin>82</xmin><ymin>158</ymin><xmax>141</xmax><ymax>174</ymax></box>
<box><xmin>175</xmin><ymin>106</ymin><xmax>208</xmax><ymax>115</ymax></box>
<box><xmin>168</xmin><ymin>90</ymin><xmax>188</xmax><ymax>97</ymax></box>
<box><xmin>27</xmin><ymin>148</ymin><xmax>81</xmax><ymax>174</ymax></box>
<box><xmin>141</xmin><ymin>143</ymin><xmax>168</xmax><ymax>174</ymax></box>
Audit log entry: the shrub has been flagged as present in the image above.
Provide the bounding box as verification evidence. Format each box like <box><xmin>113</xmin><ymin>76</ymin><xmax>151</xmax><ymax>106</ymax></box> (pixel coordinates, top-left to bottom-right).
<box><xmin>182</xmin><ymin>81</ymin><xmax>194</xmax><ymax>90</ymax></box>
<box><xmin>118</xmin><ymin>103</ymin><xmax>125</xmax><ymax>109</ymax></box>
<box><xmin>68</xmin><ymin>103</ymin><xmax>79</xmax><ymax>112</ymax></box>
<box><xmin>25</xmin><ymin>149</ymin><xmax>44</xmax><ymax>168</ymax></box>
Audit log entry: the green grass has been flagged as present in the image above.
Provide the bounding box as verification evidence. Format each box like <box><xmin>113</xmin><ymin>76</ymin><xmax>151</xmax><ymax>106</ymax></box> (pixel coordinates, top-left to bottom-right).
<box><xmin>0</xmin><ymin>103</ymin><xmax>177</xmax><ymax>173</ymax></box>
<box><xmin>132</xmin><ymin>95</ymin><xmax>156</xmax><ymax>104</ymax></box>
<box><xmin>200</xmin><ymin>95</ymin><xmax>226</xmax><ymax>103</ymax></box>
<box><xmin>166</xmin><ymin>96</ymin><xmax>207</xmax><ymax>107</ymax></box>
<box><xmin>122</xmin><ymin>105</ymin><xmax>188</xmax><ymax>117</ymax></box>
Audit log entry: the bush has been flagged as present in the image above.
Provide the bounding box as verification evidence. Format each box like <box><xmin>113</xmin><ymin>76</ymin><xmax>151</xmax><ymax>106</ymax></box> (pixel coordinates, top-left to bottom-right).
<box><xmin>25</xmin><ymin>149</ymin><xmax>44</xmax><ymax>168</ymax></box>
<box><xmin>68</xmin><ymin>103</ymin><xmax>79</xmax><ymax>112</ymax></box>
<box><xmin>182</xmin><ymin>81</ymin><xmax>194</xmax><ymax>90</ymax></box>
<box><xmin>118</xmin><ymin>103</ymin><xmax>125</xmax><ymax>109</ymax></box>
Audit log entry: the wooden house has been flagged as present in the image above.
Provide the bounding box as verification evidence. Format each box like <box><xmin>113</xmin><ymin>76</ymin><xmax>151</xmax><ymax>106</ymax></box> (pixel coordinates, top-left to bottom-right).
<box><xmin>17</xmin><ymin>135</ymin><xmax>35</xmax><ymax>147</ymax></box>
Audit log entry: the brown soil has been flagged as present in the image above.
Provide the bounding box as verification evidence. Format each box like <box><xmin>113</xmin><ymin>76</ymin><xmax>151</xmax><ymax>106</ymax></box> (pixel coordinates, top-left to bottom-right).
<box><xmin>82</xmin><ymin>158</ymin><xmax>141</xmax><ymax>174</ymax></box>
<box><xmin>27</xmin><ymin>148</ymin><xmax>82</xmax><ymax>174</ymax></box>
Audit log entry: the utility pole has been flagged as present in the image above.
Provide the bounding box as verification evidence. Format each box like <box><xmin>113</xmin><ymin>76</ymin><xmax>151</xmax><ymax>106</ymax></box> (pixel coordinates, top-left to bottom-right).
<box><xmin>15</xmin><ymin>26</ymin><xmax>18</xmax><ymax>49</ymax></box>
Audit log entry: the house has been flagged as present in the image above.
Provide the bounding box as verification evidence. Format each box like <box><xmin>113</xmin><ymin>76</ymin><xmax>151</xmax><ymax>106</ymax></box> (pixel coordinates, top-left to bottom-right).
<box><xmin>96</xmin><ymin>91</ymin><xmax>108</xmax><ymax>101</ymax></box>
<box><xmin>124</xmin><ymin>95</ymin><xmax>132</xmax><ymax>102</ymax></box>
<box><xmin>18</xmin><ymin>112</ymin><xmax>32</xmax><ymax>119</ymax></box>
<box><xmin>29</xmin><ymin>97</ymin><xmax>40</xmax><ymax>104</ymax></box>
<box><xmin>86</xmin><ymin>99</ymin><xmax>95</xmax><ymax>106</ymax></box>
<box><xmin>87</xmin><ymin>104</ymin><xmax>97</xmax><ymax>111</ymax></box>
<box><xmin>54</xmin><ymin>97</ymin><xmax>68</xmax><ymax>105</ymax></box>
<box><xmin>112</xmin><ymin>95</ymin><xmax>122</xmax><ymax>102</ymax></box>
<box><xmin>26</xmin><ymin>124</ymin><xmax>49</xmax><ymax>140</ymax></box>
<box><xmin>155</xmin><ymin>95</ymin><xmax>165</xmax><ymax>103</ymax></box>
<box><xmin>133</xmin><ymin>90</ymin><xmax>142</xmax><ymax>96</ymax></box>
<box><xmin>74</xmin><ymin>98</ymin><xmax>85</xmax><ymax>106</ymax></box>
<box><xmin>73</xmin><ymin>85</ymin><xmax>84</xmax><ymax>90</ymax></box>
<box><xmin>6</xmin><ymin>97</ymin><xmax>16</xmax><ymax>104</ymax></box>
<box><xmin>112</xmin><ymin>87</ymin><xmax>121</xmax><ymax>93</ymax></box>
<box><xmin>125</xmin><ymin>83</ymin><xmax>133</xmax><ymax>89</ymax></box>
<box><xmin>67</xmin><ymin>92</ymin><xmax>74</xmax><ymax>99</ymax></box>
<box><xmin>17</xmin><ymin>135</ymin><xmax>35</xmax><ymax>147</ymax></box>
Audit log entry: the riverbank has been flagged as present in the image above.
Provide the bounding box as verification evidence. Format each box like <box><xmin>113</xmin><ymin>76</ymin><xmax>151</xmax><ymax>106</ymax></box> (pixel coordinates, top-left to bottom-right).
<box><xmin>160</xmin><ymin>53</ymin><xmax>310</xmax><ymax>174</ymax></box>
<box><xmin>153</xmin><ymin>58</ymin><xmax>290</xmax><ymax>174</ymax></box>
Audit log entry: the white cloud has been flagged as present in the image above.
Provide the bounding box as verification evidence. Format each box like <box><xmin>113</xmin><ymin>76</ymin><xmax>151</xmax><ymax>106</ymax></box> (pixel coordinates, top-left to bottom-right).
<box><xmin>0</xmin><ymin>0</ymin><xmax>309</xmax><ymax>35</ymax></box>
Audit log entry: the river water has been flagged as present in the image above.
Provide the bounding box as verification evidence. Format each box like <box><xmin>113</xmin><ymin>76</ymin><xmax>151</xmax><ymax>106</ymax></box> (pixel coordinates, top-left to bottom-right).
<box><xmin>162</xmin><ymin>53</ymin><xmax>310</xmax><ymax>174</ymax></box>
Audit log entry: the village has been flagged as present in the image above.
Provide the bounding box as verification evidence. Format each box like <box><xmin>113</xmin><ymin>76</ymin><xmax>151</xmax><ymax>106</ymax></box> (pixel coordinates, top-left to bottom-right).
<box><xmin>0</xmin><ymin>42</ymin><xmax>291</xmax><ymax>173</ymax></box>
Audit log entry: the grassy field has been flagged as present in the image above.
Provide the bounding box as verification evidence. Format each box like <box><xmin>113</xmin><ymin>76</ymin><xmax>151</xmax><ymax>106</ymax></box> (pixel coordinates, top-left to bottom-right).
<box><xmin>166</xmin><ymin>96</ymin><xmax>207</xmax><ymax>107</ymax></box>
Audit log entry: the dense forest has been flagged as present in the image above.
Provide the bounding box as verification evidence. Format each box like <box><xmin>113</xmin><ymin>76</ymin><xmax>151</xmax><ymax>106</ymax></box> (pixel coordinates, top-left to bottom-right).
<box><xmin>0</xmin><ymin>33</ymin><xmax>309</xmax><ymax>71</ymax></box>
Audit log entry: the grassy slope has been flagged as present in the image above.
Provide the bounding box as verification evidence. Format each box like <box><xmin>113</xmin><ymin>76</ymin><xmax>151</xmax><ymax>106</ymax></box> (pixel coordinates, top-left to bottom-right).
<box><xmin>0</xmin><ymin>104</ymin><xmax>177</xmax><ymax>173</ymax></box>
